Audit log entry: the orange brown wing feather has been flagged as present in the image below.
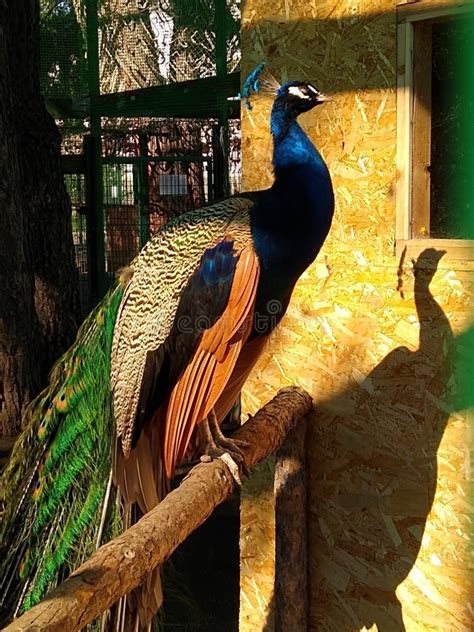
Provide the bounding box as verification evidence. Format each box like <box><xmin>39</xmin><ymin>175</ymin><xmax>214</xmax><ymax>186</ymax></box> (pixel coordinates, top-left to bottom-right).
<box><xmin>212</xmin><ymin>334</ymin><xmax>269</xmax><ymax>423</ymax></box>
<box><xmin>163</xmin><ymin>246</ymin><xmax>260</xmax><ymax>478</ymax></box>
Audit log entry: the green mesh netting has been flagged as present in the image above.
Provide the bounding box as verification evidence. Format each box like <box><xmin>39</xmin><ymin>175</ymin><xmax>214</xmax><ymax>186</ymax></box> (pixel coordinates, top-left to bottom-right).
<box><xmin>40</xmin><ymin>0</ymin><xmax>241</xmax><ymax>98</ymax></box>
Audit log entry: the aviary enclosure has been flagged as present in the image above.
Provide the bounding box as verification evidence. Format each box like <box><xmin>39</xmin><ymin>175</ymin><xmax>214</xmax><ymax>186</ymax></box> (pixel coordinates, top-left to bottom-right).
<box><xmin>1</xmin><ymin>0</ymin><xmax>473</xmax><ymax>631</ymax></box>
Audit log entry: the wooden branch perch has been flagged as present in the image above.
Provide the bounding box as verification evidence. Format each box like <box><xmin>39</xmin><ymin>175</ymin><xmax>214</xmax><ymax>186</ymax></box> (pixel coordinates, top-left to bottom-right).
<box><xmin>275</xmin><ymin>417</ymin><xmax>308</xmax><ymax>632</ymax></box>
<box><xmin>5</xmin><ymin>386</ymin><xmax>312</xmax><ymax>632</ymax></box>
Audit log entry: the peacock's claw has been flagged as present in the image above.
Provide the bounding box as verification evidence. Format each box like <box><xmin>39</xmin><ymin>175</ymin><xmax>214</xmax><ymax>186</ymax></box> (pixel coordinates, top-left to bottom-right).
<box><xmin>200</xmin><ymin>437</ymin><xmax>245</xmax><ymax>465</ymax></box>
<box><xmin>198</xmin><ymin>409</ymin><xmax>250</xmax><ymax>481</ymax></box>
<box><xmin>212</xmin><ymin>434</ymin><xmax>249</xmax><ymax>455</ymax></box>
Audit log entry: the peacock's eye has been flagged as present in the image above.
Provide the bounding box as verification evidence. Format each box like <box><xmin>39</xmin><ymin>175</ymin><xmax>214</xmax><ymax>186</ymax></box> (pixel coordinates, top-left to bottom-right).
<box><xmin>288</xmin><ymin>85</ymin><xmax>311</xmax><ymax>100</ymax></box>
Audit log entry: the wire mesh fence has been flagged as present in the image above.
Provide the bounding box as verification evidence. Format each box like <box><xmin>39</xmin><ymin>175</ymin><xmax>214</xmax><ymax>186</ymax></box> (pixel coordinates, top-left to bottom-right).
<box><xmin>228</xmin><ymin>117</ymin><xmax>241</xmax><ymax>194</ymax></box>
<box><xmin>98</xmin><ymin>0</ymin><xmax>241</xmax><ymax>93</ymax></box>
<box><xmin>42</xmin><ymin>0</ymin><xmax>242</xmax><ymax>313</ymax></box>
<box><xmin>39</xmin><ymin>0</ymin><xmax>241</xmax><ymax>98</ymax></box>
<box><xmin>100</xmin><ymin>117</ymin><xmax>239</xmax><ymax>283</ymax></box>
<box><xmin>64</xmin><ymin>171</ymin><xmax>90</xmax><ymax>313</ymax></box>
<box><xmin>60</xmin><ymin>117</ymin><xmax>241</xmax><ymax>307</ymax></box>
<box><xmin>60</xmin><ymin>131</ymin><xmax>89</xmax><ymax>314</ymax></box>
<box><xmin>40</xmin><ymin>1</ymin><xmax>88</xmax><ymax>99</ymax></box>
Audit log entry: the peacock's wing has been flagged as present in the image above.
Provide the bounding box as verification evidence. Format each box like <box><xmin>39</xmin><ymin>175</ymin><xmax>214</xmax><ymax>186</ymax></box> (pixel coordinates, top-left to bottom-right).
<box><xmin>111</xmin><ymin>195</ymin><xmax>256</xmax><ymax>461</ymax></box>
<box><xmin>162</xmin><ymin>242</ymin><xmax>260</xmax><ymax>478</ymax></box>
<box><xmin>111</xmin><ymin>195</ymin><xmax>260</xmax><ymax>629</ymax></box>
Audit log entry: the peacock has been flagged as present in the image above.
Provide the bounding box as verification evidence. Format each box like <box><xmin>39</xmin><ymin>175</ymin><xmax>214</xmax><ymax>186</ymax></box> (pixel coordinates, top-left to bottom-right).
<box><xmin>0</xmin><ymin>66</ymin><xmax>334</xmax><ymax>628</ymax></box>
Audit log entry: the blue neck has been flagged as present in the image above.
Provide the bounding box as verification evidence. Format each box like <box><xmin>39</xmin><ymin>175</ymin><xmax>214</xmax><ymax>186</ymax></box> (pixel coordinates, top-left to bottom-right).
<box><xmin>271</xmin><ymin>100</ymin><xmax>325</xmax><ymax>175</ymax></box>
<box><xmin>250</xmin><ymin>98</ymin><xmax>334</xmax><ymax>279</ymax></box>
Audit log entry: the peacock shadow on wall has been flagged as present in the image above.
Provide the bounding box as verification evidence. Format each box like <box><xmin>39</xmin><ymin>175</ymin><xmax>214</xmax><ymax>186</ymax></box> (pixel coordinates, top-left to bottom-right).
<box><xmin>306</xmin><ymin>248</ymin><xmax>455</xmax><ymax>632</ymax></box>
<box><xmin>261</xmin><ymin>248</ymin><xmax>459</xmax><ymax>632</ymax></box>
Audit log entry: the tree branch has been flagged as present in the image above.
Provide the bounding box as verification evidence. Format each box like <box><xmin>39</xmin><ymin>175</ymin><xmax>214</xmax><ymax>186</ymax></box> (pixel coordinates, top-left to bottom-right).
<box><xmin>275</xmin><ymin>416</ymin><xmax>308</xmax><ymax>631</ymax></box>
<box><xmin>4</xmin><ymin>386</ymin><xmax>312</xmax><ymax>632</ymax></box>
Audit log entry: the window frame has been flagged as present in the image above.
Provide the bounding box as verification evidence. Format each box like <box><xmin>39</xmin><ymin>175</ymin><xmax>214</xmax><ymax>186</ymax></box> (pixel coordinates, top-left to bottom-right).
<box><xmin>396</xmin><ymin>1</ymin><xmax>474</xmax><ymax>260</ymax></box>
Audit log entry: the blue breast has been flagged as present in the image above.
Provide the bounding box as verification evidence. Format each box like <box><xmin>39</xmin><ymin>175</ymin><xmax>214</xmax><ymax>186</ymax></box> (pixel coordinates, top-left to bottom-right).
<box><xmin>249</xmin><ymin>109</ymin><xmax>334</xmax><ymax>333</ymax></box>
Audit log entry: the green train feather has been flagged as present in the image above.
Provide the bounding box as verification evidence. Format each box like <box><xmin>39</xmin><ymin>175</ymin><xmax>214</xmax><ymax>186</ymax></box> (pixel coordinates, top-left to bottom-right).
<box><xmin>0</xmin><ymin>285</ymin><xmax>124</xmax><ymax>622</ymax></box>
<box><xmin>23</xmin><ymin>485</ymin><xmax>104</xmax><ymax>610</ymax></box>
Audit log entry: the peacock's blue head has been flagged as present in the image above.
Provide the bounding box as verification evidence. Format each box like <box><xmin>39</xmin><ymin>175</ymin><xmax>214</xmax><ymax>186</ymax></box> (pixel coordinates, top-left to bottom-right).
<box><xmin>276</xmin><ymin>81</ymin><xmax>331</xmax><ymax>117</ymax></box>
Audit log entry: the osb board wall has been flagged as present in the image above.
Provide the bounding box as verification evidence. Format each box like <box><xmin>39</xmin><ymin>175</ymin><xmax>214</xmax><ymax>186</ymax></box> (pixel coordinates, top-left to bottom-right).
<box><xmin>239</xmin><ymin>1</ymin><xmax>473</xmax><ymax>631</ymax></box>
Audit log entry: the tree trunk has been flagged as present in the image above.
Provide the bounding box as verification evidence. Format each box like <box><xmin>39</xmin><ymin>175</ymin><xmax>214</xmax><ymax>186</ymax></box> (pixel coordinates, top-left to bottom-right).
<box><xmin>0</xmin><ymin>1</ymin><xmax>79</xmax><ymax>437</ymax></box>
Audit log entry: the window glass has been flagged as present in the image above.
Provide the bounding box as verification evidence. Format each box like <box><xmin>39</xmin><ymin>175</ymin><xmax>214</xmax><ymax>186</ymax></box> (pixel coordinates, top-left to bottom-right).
<box><xmin>430</xmin><ymin>17</ymin><xmax>474</xmax><ymax>238</ymax></box>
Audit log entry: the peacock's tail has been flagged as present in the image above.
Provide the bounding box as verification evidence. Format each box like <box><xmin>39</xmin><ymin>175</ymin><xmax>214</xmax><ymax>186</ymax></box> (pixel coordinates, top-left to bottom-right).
<box><xmin>0</xmin><ymin>284</ymin><xmax>125</xmax><ymax>623</ymax></box>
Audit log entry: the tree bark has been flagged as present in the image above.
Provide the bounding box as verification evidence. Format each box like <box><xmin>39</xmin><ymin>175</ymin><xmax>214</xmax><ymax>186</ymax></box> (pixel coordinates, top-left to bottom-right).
<box><xmin>3</xmin><ymin>387</ymin><xmax>313</xmax><ymax>632</ymax></box>
<box><xmin>275</xmin><ymin>417</ymin><xmax>308</xmax><ymax>632</ymax></box>
<box><xmin>0</xmin><ymin>1</ymin><xmax>79</xmax><ymax>437</ymax></box>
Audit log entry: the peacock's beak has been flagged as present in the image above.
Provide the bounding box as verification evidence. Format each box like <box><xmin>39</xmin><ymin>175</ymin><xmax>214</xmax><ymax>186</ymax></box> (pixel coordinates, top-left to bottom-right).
<box><xmin>316</xmin><ymin>92</ymin><xmax>333</xmax><ymax>103</ymax></box>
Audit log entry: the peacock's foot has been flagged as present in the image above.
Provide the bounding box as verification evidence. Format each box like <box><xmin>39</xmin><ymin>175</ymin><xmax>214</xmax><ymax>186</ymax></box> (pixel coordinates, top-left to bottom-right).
<box><xmin>200</xmin><ymin>439</ymin><xmax>247</xmax><ymax>464</ymax></box>
<box><xmin>199</xmin><ymin>410</ymin><xmax>250</xmax><ymax>481</ymax></box>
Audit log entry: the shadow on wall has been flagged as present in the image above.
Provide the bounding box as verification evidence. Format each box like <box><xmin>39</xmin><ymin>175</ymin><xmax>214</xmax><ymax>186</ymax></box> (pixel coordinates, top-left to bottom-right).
<box><xmin>261</xmin><ymin>249</ymin><xmax>464</xmax><ymax>631</ymax></box>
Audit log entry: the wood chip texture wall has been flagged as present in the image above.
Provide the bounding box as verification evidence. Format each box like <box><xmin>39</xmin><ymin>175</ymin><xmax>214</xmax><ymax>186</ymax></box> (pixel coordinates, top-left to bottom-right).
<box><xmin>239</xmin><ymin>1</ymin><xmax>473</xmax><ymax>631</ymax></box>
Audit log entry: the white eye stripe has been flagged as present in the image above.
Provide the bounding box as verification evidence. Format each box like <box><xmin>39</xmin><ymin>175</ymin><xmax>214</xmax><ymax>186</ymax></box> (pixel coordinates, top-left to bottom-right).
<box><xmin>308</xmin><ymin>85</ymin><xmax>318</xmax><ymax>95</ymax></box>
<box><xmin>288</xmin><ymin>86</ymin><xmax>311</xmax><ymax>99</ymax></box>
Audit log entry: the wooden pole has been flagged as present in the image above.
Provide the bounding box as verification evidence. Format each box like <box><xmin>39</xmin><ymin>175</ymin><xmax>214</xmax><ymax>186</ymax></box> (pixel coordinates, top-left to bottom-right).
<box><xmin>4</xmin><ymin>386</ymin><xmax>312</xmax><ymax>632</ymax></box>
<box><xmin>274</xmin><ymin>417</ymin><xmax>308</xmax><ymax>632</ymax></box>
